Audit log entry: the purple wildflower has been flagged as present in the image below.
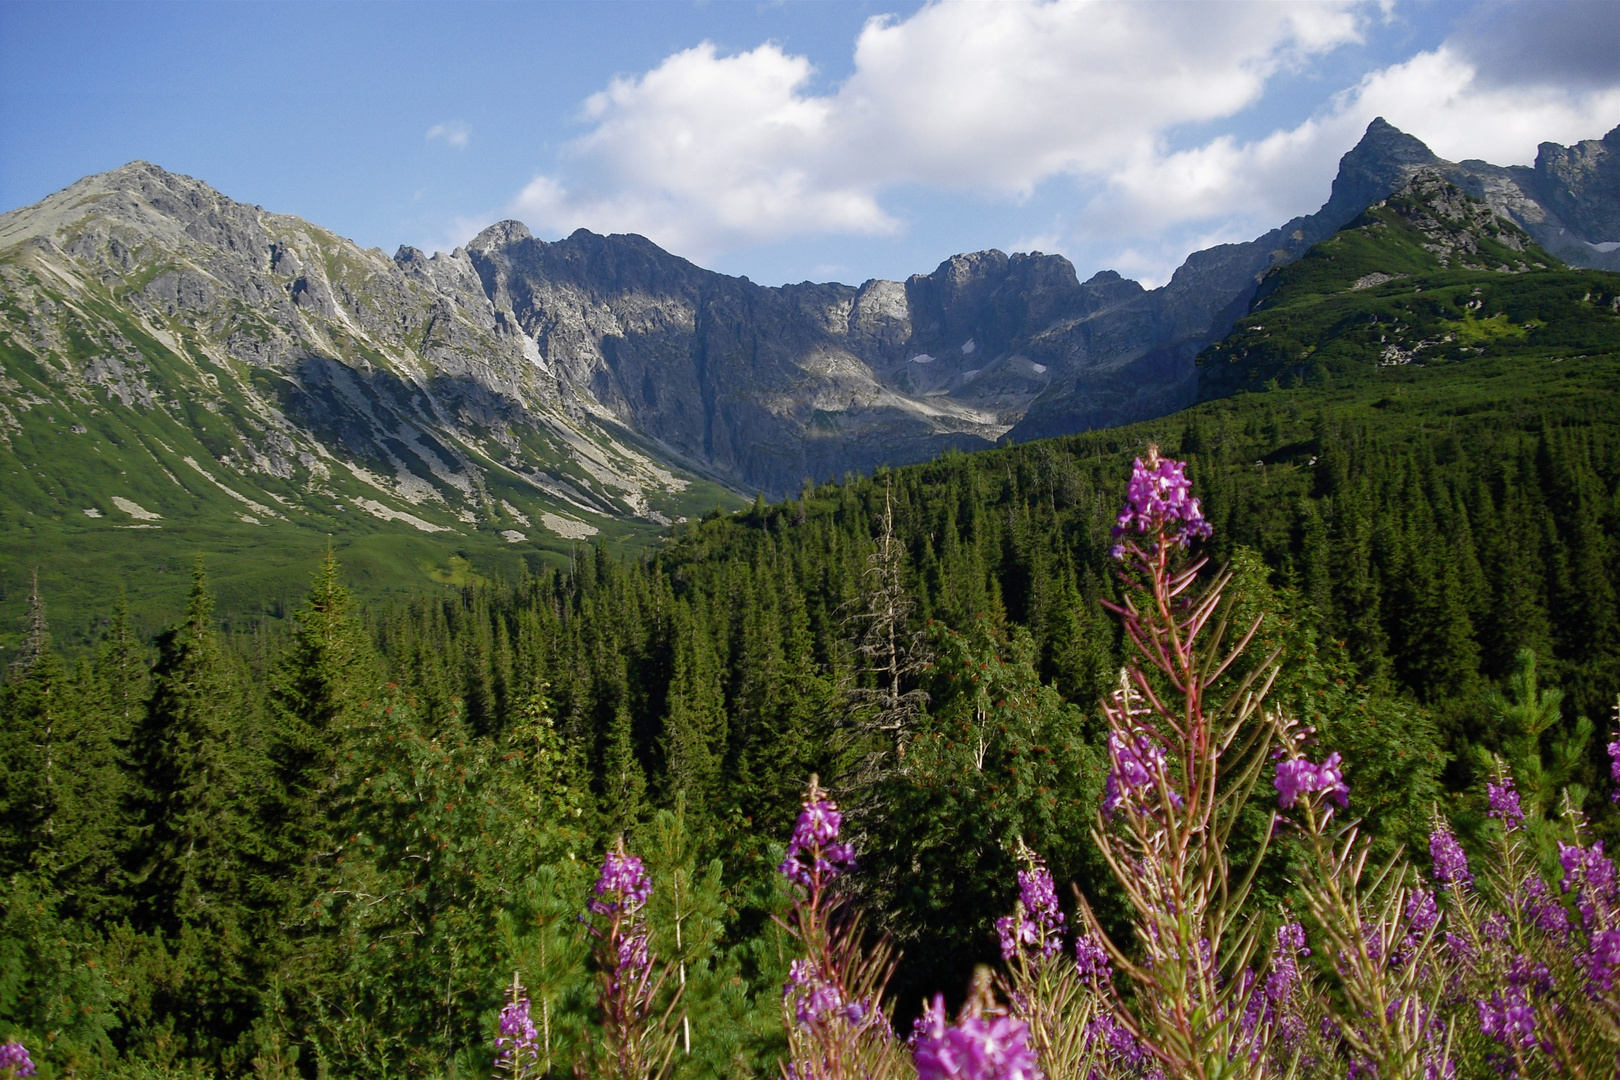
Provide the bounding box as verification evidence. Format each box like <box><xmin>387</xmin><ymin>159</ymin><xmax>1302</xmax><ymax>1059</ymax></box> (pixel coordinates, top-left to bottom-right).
<box><xmin>1523</xmin><ymin>875</ymin><xmax>1569</xmax><ymax>939</ymax></box>
<box><xmin>0</xmin><ymin>1043</ymin><xmax>34</xmax><ymax>1079</ymax></box>
<box><xmin>1266</xmin><ymin>922</ymin><xmax>1310</xmax><ymax>1016</ymax></box>
<box><xmin>1582</xmin><ymin>929</ymin><xmax>1620</xmax><ymax>996</ymax></box>
<box><xmin>1103</xmin><ymin>730</ymin><xmax>1179</xmax><ymax>819</ymax></box>
<box><xmin>779</xmin><ymin>794</ymin><xmax>857</xmax><ymax>888</ymax></box>
<box><xmin>495</xmin><ymin>994</ymin><xmax>540</xmax><ymax>1076</ymax></box>
<box><xmin>1609</xmin><ymin>733</ymin><xmax>1620</xmax><ymax>804</ymax></box>
<box><xmin>1487</xmin><ymin>777</ymin><xmax>1524</xmax><ymax>831</ymax></box>
<box><xmin>912</xmin><ymin>995</ymin><xmax>1040</xmax><ymax>1080</ymax></box>
<box><xmin>1111</xmin><ymin>446</ymin><xmax>1213</xmax><ymax>553</ymax></box>
<box><xmin>1074</xmin><ymin>931</ymin><xmax>1112</xmax><ymax>983</ymax></box>
<box><xmin>1479</xmin><ymin>957</ymin><xmax>1553</xmax><ymax>1055</ymax></box>
<box><xmin>1444</xmin><ymin>932</ymin><xmax>1476</xmax><ymax>966</ymax></box>
<box><xmin>1429</xmin><ymin>825</ymin><xmax>1473</xmax><ymax>889</ymax></box>
<box><xmin>996</xmin><ymin>865</ymin><xmax>1066</xmax><ymax>961</ymax></box>
<box><xmin>1273</xmin><ymin>751</ymin><xmax>1349</xmax><ymax>811</ymax></box>
<box><xmin>590</xmin><ymin>845</ymin><xmax>652</xmax><ymax>915</ymax></box>
<box><xmin>786</xmin><ymin>960</ymin><xmax>846</xmax><ymax>1028</ymax></box>
<box><xmin>1085</xmin><ymin>1012</ymin><xmax>1146</xmax><ymax>1069</ymax></box>
<box><xmin>1558</xmin><ymin>840</ymin><xmax>1617</xmax><ymax>931</ymax></box>
<box><xmin>1406</xmin><ymin>889</ymin><xmax>1439</xmax><ymax>936</ymax></box>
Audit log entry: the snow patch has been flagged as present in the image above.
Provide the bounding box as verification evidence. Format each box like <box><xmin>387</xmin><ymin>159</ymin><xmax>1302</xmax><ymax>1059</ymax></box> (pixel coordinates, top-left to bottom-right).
<box><xmin>1032</xmin><ymin>363</ymin><xmax>1047</xmax><ymax>374</ymax></box>
<box><xmin>82</xmin><ymin>507</ymin><xmax>101</xmax><ymax>518</ymax></box>
<box><xmin>960</xmin><ymin>340</ymin><xmax>976</xmax><ymax>355</ymax></box>
<box><xmin>909</xmin><ymin>353</ymin><xmax>935</xmax><ymax>364</ymax></box>
<box><xmin>501</xmin><ymin>529</ymin><xmax>527</xmax><ymax>543</ymax></box>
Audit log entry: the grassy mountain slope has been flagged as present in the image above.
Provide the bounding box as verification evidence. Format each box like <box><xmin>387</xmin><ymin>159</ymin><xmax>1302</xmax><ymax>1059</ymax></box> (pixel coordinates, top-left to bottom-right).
<box><xmin>0</xmin><ymin>169</ymin><xmax>742</xmax><ymax>648</ymax></box>
<box><xmin>1198</xmin><ymin>170</ymin><xmax>1620</xmax><ymax>398</ymax></box>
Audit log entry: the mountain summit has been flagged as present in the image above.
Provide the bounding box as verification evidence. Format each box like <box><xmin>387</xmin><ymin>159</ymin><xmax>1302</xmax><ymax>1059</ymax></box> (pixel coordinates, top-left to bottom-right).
<box><xmin>1</xmin><ymin>120</ymin><xmax>1615</xmax><ymax>566</ymax></box>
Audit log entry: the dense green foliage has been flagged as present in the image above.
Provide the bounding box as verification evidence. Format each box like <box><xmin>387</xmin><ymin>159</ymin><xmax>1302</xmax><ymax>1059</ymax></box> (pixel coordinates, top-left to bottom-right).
<box><xmin>3</xmin><ymin>181</ymin><xmax>1619</xmax><ymax>1076</ymax></box>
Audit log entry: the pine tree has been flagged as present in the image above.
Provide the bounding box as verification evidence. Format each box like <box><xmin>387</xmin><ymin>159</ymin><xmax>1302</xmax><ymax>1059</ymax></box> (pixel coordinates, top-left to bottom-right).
<box><xmin>600</xmin><ymin>659</ymin><xmax>647</xmax><ymax>838</ymax></box>
<box><xmin>128</xmin><ymin>557</ymin><xmax>260</xmax><ymax>1060</ymax></box>
<box><xmin>261</xmin><ymin>551</ymin><xmax>379</xmax><ymax>932</ymax></box>
<box><xmin>661</xmin><ymin>602</ymin><xmax>725</xmax><ymax>823</ymax></box>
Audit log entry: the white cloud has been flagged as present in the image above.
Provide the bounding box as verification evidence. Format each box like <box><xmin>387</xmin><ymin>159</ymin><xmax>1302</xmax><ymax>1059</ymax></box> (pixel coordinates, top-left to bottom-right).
<box><xmin>426</xmin><ymin>120</ymin><xmax>471</xmax><ymax>150</ymax></box>
<box><xmin>1076</xmin><ymin>43</ymin><xmax>1620</xmax><ymax>283</ymax></box>
<box><xmin>511</xmin><ymin>0</ymin><xmax>1373</xmax><ymax>260</ymax></box>
<box><xmin>502</xmin><ymin>0</ymin><xmax>1619</xmax><ymax>283</ymax></box>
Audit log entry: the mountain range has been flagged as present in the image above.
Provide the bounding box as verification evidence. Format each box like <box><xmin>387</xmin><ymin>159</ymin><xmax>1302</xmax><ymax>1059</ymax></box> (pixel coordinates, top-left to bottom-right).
<box><xmin>0</xmin><ymin>118</ymin><xmax>1616</xmax><ymax>595</ymax></box>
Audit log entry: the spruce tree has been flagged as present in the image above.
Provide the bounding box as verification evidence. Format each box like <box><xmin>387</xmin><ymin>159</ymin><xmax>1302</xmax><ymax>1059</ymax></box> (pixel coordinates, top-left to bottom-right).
<box><xmin>129</xmin><ymin>557</ymin><xmax>259</xmax><ymax>1060</ymax></box>
<box><xmin>261</xmin><ymin>551</ymin><xmax>379</xmax><ymax>932</ymax></box>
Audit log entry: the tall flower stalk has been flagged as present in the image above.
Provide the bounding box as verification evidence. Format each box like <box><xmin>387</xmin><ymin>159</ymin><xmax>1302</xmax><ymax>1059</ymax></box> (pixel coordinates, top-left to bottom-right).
<box><xmin>1276</xmin><ymin>716</ymin><xmax>1451</xmax><ymax>1079</ymax></box>
<box><xmin>994</xmin><ymin>839</ymin><xmax>1103</xmax><ymax>1080</ymax></box>
<box><xmin>582</xmin><ymin>838</ymin><xmax>680</xmax><ymax>1080</ymax></box>
<box><xmin>776</xmin><ymin>777</ymin><xmax>908</xmax><ymax>1080</ymax></box>
<box><xmin>1074</xmin><ymin>444</ymin><xmax>1284</xmax><ymax>1080</ymax></box>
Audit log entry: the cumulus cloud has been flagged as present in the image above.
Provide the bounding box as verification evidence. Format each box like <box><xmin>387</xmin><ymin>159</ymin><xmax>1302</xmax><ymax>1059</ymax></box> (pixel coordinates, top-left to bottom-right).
<box><xmin>1080</xmin><ymin>41</ymin><xmax>1620</xmax><ymax>281</ymax></box>
<box><xmin>426</xmin><ymin>120</ymin><xmax>471</xmax><ymax>149</ymax></box>
<box><xmin>505</xmin><ymin>0</ymin><xmax>1620</xmax><ymax>281</ymax></box>
<box><xmin>512</xmin><ymin>0</ymin><xmax>1373</xmax><ymax>260</ymax></box>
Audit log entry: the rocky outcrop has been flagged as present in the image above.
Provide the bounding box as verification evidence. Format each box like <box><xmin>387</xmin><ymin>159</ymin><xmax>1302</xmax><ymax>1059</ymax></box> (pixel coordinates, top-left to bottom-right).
<box><xmin>1008</xmin><ymin>119</ymin><xmax>1620</xmax><ymax>442</ymax></box>
<box><xmin>2</xmin><ymin>119</ymin><xmax>1614</xmax><ymax>520</ymax></box>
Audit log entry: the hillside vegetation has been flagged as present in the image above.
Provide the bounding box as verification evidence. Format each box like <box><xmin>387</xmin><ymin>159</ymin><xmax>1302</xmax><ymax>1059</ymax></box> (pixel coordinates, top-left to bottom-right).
<box><xmin>2</xmin><ymin>173</ymin><xmax>1618</xmax><ymax>1079</ymax></box>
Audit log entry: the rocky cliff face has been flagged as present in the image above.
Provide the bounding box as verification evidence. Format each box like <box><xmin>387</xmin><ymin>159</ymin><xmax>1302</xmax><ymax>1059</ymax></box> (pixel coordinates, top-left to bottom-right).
<box><xmin>2</xmin><ymin>120</ymin><xmax>1614</xmax><ymax>533</ymax></box>
<box><xmin>1007</xmin><ymin>119</ymin><xmax>1620</xmax><ymax>442</ymax></box>
<box><xmin>0</xmin><ymin>163</ymin><xmax>722</xmax><ymax>547</ymax></box>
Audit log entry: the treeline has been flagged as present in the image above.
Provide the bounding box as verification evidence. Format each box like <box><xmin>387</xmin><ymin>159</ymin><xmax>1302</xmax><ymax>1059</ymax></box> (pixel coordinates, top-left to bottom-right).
<box><xmin>2</xmin><ymin>379</ymin><xmax>1617</xmax><ymax>1077</ymax></box>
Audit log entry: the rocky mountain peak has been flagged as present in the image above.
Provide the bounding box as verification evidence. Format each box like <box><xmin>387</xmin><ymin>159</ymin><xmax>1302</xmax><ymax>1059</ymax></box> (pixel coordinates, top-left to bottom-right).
<box><xmin>1370</xmin><ymin>169</ymin><xmax>1545</xmax><ymax>269</ymax></box>
<box><xmin>1318</xmin><ymin>117</ymin><xmax>1443</xmax><ymax>228</ymax></box>
<box><xmin>1531</xmin><ymin>122</ymin><xmax>1620</xmax><ymax>243</ymax></box>
<box><xmin>468</xmin><ymin>219</ymin><xmax>533</xmax><ymax>252</ymax></box>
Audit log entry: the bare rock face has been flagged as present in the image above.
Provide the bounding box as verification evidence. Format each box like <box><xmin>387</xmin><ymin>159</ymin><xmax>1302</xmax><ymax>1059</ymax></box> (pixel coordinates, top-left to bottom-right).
<box><xmin>2</xmin><ymin>117</ymin><xmax>1614</xmax><ymax>528</ymax></box>
<box><xmin>1009</xmin><ymin>118</ymin><xmax>1620</xmax><ymax>442</ymax></box>
<box><xmin>0</xmin><ymin>162</ymin><xmax>713</xmax><ymax>542</ymax></box>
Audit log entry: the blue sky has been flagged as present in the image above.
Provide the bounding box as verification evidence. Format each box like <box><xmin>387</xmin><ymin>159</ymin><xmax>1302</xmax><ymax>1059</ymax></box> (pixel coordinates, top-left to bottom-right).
<box><xmin>3</xmin><ymin>1</ymin><xmax>1618</xmax><ymax>288</ymax></box>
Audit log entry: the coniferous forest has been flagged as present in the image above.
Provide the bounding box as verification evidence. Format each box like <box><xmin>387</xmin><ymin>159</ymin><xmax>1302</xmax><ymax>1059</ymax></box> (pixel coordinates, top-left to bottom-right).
<box><xmin>4</xmin><ymin>336</ymin><xmax>1620</xmax><ymax>1079</ymax></box>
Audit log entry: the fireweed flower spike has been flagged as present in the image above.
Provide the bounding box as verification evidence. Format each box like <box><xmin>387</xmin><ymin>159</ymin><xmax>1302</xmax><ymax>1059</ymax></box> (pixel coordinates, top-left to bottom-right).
<box><xmin>1082</xmin><ymin>447</ymin><xmax>1326</xmax><ymax>1078</ymax></box>
<box><xmin>911</xmin><ymin>982</ymin><xmax>1040</xmax><ymax>1080</ymax></box>
<box><xmin>995</xmin><ymin>844</ymin><xmax>1065</xmax><ymax>963</ymax></box>
<box><xmin>1429</xmin><ymin>822</ymin><xmax>1473</xmax><ymax>890</ymax></box>
<box><xmin>1273</xmin><ymin>749</ymin><xmax>1349</xmax><ymax>813</ymax></box>
<box><xmin>0</xmin><ymin>1042</ymin><xmax>34</xmax><ymax>1079</ymax></box>
<box><xmin>777</xmin><ymin>776</ymin><xmax>905</xmax><ymax>1080</ymax></box>
<box><xmin>780</xmin><ymin>782</ymin><xmax>857</xmax><ymax>892</ymax></box>
<box><xmin>584</xmin><ymin>837</ymin><xmax>677</xmax><ymax>1080</ymax></box>
<box><xmin>495</xmin><ymin>976</ymin><xmax>541</xmax><ymax>1080</ymax></box>
<box><xmin>1110</xmin><ymin>443</ymin><xmax>1212</xmax><ymax>555</ymax></box>
<box><xmin>1487</xmin><ymin>772</ymin><xmax>1525</xmax><ymax>831</ymax></box>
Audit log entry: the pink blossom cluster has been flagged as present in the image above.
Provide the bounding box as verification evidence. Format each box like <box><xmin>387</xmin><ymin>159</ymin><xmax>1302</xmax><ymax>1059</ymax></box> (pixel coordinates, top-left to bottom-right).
<box><xmin>0</xmin><ymin>1042</ymin><xmax>33</xmax><ymax>1079</ymax></box>
<box><xmin>495</xmin><ymin>995</ymin><xmax>540</xmax><ymax>1076</ymax></box>
<box><xmin>1273</xmin><ymin>751</ymin><xmax>1348</xmax><ymax>811</ymax></box>
<box><xmin>589</xmin><ymin>848</ymin><xmax>651</xmax><ymax>915</ymax></box>
<box><xmin>911</xmin><ymin>996</ymin><xmax>1040</xmax><ymax>1080</ymax></box>
<box><xmin>994</xmin><ymin>865</ymin><xmax>1065</xmax><ymax>962</ymax></box>
<box><xmin>779</xmin><ymin>797</ymin><xmax>856</xmax><ymax>888</ymax></box>
<box><xmin>1110</xmin><ymin>447</ymin><xmax>1212</xmax><ymax>556</ymax></box>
